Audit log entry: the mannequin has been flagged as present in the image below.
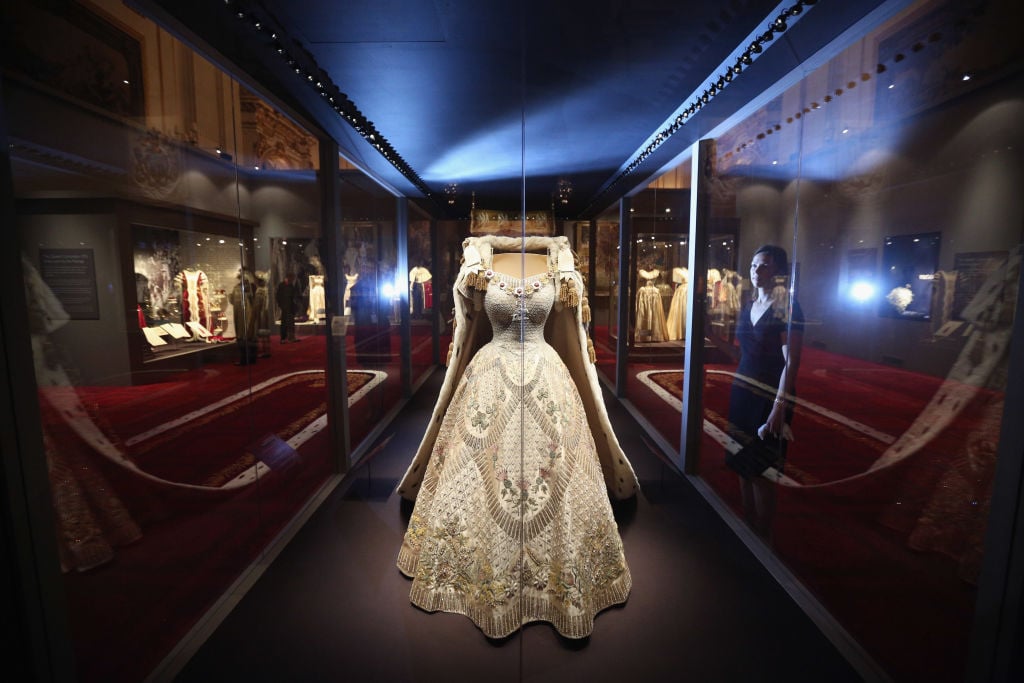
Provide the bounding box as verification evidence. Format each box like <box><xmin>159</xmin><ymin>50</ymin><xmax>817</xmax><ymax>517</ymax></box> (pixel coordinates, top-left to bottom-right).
<box><xmin>397</xmin><ymin>235</ymin><xmax>636</xmax><ymax>640</ymax></box>
<box><xmin>635</xmin><ymin>268</ymin><xmax>668</xmax><ymax>342</ymax></box>
<box><xmin>343</xmin><ymin>273</ymin><xmax>358</xmax><ymax>316</ymax></box>
<box><xmin>230</xmin><ymin>270</ymin><xmax>258</xmax><ymax>364</ymax></box>
<box><xmin>254</xmin><ymin>273</ymin><xmax>272</xmax><ymax>358</ymax></box>
<box><xmin>666</xmin><ymin>266</ymin><xmax>689</xmax><ymax>341</ymax></box>
<box><xmin>308</xmin><ymin>274</ymin><xmax>326</xmax><ymax>323</ymax></box>
<box><xmin>178</xmin><ymin>268</ymin><xmax>213</xmax><ymax>337</ymax></box>
<box><xmin>408</xmin><ymin>265</ymin><xmax>433</xmax><ymax>316</ymax></box>
<box><xmin>707</xmin><ymin>267</ymin><xmax>722</xmax><ymax>311</ymax></box>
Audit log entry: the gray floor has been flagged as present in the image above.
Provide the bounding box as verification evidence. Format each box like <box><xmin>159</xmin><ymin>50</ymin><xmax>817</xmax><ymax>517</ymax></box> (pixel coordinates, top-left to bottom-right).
<box><xmin>174</xmin><ymin>371</ymin><xmax>860</xmax><ymax>683</ymax></box>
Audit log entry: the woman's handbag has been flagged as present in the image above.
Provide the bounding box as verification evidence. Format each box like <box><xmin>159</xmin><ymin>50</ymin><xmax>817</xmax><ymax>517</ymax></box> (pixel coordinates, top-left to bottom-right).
<box><xmin>726</xmin><ymin>434</ymin><xmax>785</xmax><ymax>480</ymax></box>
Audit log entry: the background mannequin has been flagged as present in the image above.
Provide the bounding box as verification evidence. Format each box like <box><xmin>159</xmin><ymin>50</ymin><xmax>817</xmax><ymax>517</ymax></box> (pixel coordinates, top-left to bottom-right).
<box><xmin>635</xmin><ymin>268</ymin><xmax>668</xmax><ymax>342</ymax></box>
<box><xmin>666</xmin><ymin>266</ymin><xmax>689</xmax><ymax>341</ymax></box>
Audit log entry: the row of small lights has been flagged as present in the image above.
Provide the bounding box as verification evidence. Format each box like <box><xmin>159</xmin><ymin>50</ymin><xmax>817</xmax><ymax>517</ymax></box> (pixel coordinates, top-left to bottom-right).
<box><xmin>188</xmin><ymin>236</ymin><xmax>263</xmax><ymax>248</ymax></box>
<box><xmin>586</xmin><ymin>0</ymin><xmax>820</xmax><ymax>214</ymax></box>
<box><xmin>633</xmin><ymin>237</ymin><xmax>733</xmax><ymax>246</ymax></box>
<box><xmin>221</xmin><ymin>0</ymin><xmax>438</xmax><ymax>205</ymax></box>
<box><xmin>722</xmin><ymin>20</ymin><xmax>974</xmax><ymax>165</ymax></box>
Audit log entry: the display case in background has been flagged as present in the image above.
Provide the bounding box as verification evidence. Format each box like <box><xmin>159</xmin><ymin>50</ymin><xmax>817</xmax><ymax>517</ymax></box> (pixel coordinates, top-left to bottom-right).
<box><xmin>592</xmin><ymin>214</ymin><xmax>621</xmax><ymax>386</ymax></box>
<box><xmin>4</xmin><ymin>2</ymin><xmax>358</xmax><ymax>680</ymax></box>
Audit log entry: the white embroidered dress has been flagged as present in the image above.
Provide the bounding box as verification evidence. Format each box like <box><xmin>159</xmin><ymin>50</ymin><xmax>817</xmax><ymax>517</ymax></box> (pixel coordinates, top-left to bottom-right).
<box><xmin>397</xmin><ymin>258</ymin><xmax>631</xmax><ymax>639</ymax></box>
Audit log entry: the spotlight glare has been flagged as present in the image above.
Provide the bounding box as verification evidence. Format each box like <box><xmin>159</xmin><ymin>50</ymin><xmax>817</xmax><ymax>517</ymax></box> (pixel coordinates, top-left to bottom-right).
<box><xmin>850</xmin><ymin>281</ymin><xmax>876</xmax><ymax>302</ymax></box>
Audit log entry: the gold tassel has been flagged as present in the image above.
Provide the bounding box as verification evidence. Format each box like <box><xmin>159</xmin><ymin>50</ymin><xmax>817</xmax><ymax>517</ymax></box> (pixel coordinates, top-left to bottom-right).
<box><xmin>582</xmin><ymin>302</ymin><xmax>591</xmax><ymax>324</ymax></box>
<box><xmin>587</xmin><ymin>337</ymin><xmax>596</xmax><ymax>364</ymax></box>
<box><xmin>463</xmin><ymin>270</ymin><xmax>487</xmax><ymax>291</ymax></box>
<box><xmin>473</xmin><ymin>271</ymin><xmax>489</xmax><ymax>291</ymax></box>
<box><xmin>559</xmin><ymin>278</ymin><xmax>580</xmax><ymax>308</ymax></box>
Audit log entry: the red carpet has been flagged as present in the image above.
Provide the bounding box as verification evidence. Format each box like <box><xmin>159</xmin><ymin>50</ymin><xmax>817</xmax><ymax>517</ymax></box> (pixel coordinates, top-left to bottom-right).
<box><xmin>48</xmin><ymin>335</ymin><xmax>394</xmax><ymax>682</ymax></box>
<box><xmin>627</xmin><ymin>347</ymin><xmax>1000</xmax><ymax>682</ymax></box>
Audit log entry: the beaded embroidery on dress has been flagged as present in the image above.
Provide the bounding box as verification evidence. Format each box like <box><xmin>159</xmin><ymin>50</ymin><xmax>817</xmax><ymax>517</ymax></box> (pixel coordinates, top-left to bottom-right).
<box><xmin>397</xmin><ymin>245</ymin><xmax>631</xmax><ymax>639</ymax></box>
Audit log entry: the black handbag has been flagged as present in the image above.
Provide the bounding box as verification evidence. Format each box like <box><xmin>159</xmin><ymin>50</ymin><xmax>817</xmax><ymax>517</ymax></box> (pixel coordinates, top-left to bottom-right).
<box><xmin>726</xmin><ymin>435</ymin><xmax>784</xmax><ymax>480</ymax></box>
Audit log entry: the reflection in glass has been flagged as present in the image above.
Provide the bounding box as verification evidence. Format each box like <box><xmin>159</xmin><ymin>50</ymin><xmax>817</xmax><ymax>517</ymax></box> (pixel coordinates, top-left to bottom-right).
<box><xmin>723</xmin><ymin>244</ymin><xmax>803</xmax><ymax>539</ymax></box>
<box><xmin>340</xmin><ymin>191</ymin><xmax>400</xmax><ymax>450</ymax></box>
<box><xmin>684</xmin><ymin>1</ymin><xmax>1024</xmax><ymax>680</ymax></box>
<box><xmin>593</xmin><ymin>214</ymin><xmax>620</xmax><ymax>385</ymax></box>
<box><xmin>879</xmin><ymin>232</ymin><xmax>940</xmax><ymax>320</ymax></box>
<box><xmin>7</xmin><ymin>4</ymin><xmax>337</xmax><ymax>680</ymax></box>
<box><xmin>622</xmin><ymin>171</ymin><xmax>692</xmax><ymax>450</ymax></box>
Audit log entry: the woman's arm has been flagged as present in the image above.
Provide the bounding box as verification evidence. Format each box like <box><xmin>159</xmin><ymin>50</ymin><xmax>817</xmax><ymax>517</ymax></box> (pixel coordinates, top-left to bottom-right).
<box><xmin>763</xmin><ymin>326</ymin><xmax>803</xmax><ymax>437</ymax></box>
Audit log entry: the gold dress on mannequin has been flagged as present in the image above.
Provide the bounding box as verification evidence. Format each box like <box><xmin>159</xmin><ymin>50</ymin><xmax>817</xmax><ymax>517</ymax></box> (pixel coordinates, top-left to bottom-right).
<box><xmin>397</xmin><ymin>236</ymin><xmax>636</xmax><ymax>639</ymax></box>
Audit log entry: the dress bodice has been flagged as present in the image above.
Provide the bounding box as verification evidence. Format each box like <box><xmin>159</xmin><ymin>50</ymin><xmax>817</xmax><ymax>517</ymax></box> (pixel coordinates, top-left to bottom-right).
<box><xmin>735</xmin><ymin>298</ymin><xmax>804</xmax><ymax>384</ymax></box>
<box><xmin>484</xmin><ymin>271</ymin><xmax>554</xmax><ymax>345</ymax></box>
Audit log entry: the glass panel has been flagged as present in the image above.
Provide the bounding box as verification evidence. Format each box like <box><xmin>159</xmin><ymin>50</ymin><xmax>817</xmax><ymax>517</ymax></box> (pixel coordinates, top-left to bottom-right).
<box><xmin>408</xmin><ymin>205</ymin><xmax>434</xmax><ymax>385</ymax></box>
<box><xmin>434</xmin><ymin>219</ymin><xmax>463</xmax><ymax>357</ymax></box>
<box><xmin>340</xmin><ymin>164</ymin><xmax>400</xmax><ymax>452</ymax></box>
<box><xmin>593</xmin><ymin>208</ymin><xmax>621</xmax><ymax>385</ymax></box>
<box><xmin>625</xmin><ymin>160</ymin><xmax>693</xmax><ymax>448</ymax></box>
<box><xmin>5</xmin><ymin>3</ymin><xmax>334</xmax><ymax>680</ymax></box>
<box><xmin>695</xmin><ymin>0</ymin><xmax>1024</xmax><ymax>679</ymax></box>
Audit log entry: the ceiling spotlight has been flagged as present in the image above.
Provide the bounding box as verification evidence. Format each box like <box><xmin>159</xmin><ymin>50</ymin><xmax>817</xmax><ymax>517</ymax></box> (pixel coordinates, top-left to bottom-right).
<box><xmin>741</xmin><ymin>52</ymin><xmax>753</xmax><ymax>66</ymax></box>
<box><xmin>962</xmin><ymin>73</ymin><xmax>972</xmax><ymax>81</ymax></box>
<box><xmin>773</xmin><ymin>16</ymin><xmax>787</xmax><ymax>32</ymax></box>
<box><xmin>557</xmin><ymin>179</ymin><xmax>573</xmax><ymax>205</ymax></box>
<box><xmin>444</xmin><ymin>183</ymin><xmax>458</xmax><ymax>206</ymax></box>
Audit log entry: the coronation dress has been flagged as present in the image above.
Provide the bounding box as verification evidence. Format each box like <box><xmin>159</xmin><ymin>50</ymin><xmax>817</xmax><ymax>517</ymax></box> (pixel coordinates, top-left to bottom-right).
<box><xmin>397</xmin><ymin>235</ymin><xmax>635</xmax><ymax>639</ymax></box>
<box><xmin>665</xmin><ymin>267</ymin><xmax>689</xmax><ymax>341</ymax></box>
<box><xmin>635</xmin><ymin>269</ymin><xmax>668</xmax><ymax>342</ymax></box>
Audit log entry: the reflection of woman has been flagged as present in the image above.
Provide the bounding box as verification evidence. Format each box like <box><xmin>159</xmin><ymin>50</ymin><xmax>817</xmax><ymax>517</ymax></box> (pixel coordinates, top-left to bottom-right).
<box><xmin>728</xmin><ymin>245</ymin><xmax>803</xmax><ymax>540</ymax></box>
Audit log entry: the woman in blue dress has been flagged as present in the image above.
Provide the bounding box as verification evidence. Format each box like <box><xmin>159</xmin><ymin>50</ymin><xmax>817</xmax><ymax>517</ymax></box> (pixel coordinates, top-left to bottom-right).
<box><xmin>728</xmin><ymin>244</ymin><xmax>803</xmax><ymax>541</ymax></box>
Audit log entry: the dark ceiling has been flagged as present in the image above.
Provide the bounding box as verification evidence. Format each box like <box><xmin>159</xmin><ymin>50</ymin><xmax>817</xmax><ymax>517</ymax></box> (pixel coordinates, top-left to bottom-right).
<box><xmin>137</xmin><ymin>0</ymin><xmax>894</xmax><ymax>217</ymax></box>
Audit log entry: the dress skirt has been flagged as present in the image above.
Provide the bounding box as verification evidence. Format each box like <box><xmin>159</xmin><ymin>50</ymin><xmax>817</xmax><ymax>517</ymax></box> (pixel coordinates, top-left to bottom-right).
<box><xmin>397</xmin><ymin>339</ymin><xmax>631</xmax><ymax>638</ymax></box>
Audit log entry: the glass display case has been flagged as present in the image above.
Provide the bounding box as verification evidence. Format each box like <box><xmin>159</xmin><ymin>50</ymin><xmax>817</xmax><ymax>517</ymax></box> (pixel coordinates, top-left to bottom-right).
<box><xmin>3</xmin><ymin>0</ymin><xmax>1023</xmax><ymax>682</ymax></box>
<box><xmin>686</xmin><ymin>2</ymin><xmax>1023</xmax><ymax>680</ymax></box>
<box><xmin>6</xmin><ymin>4</ymin><xmax>356</xmax><ymax>679</ymax></box>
